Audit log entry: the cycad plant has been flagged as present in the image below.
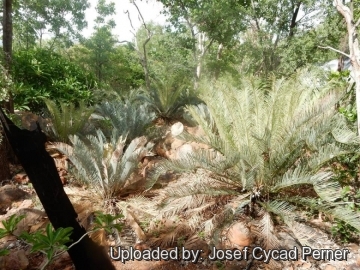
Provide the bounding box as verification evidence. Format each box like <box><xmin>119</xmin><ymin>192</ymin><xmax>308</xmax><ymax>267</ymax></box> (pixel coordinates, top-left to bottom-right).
<box><xmin>148</xmin><ymin>69</ymin><xmax>360</xmax><ymax>251</ymax></box>
<box><xmin>56</xmin><ymin>130</ymin><xmax>153</xmax><ymax>199</ymax></box>
<box><xmin>139</xmin><ymin>77</ymin><xmax>201</xmax><ymax>121</ymax></box>
<box><xmin>94</xmin><ymin>99</ymin><xmax>154</xmax><ymax>143</ymax></box>
<box><xmin>44</xmin><ymin>99</ymin><xmax>94</xmax><ymax>143</ymax></box>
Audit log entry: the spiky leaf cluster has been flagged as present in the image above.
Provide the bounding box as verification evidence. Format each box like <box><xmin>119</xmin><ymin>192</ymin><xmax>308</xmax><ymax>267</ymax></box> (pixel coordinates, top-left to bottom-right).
<box><xmin>147</xmin><ymin>69</ymin><xmax>360</xmax><ymax>248</ymax></box>
<box><xmin>44</xmin><ymin>98</ymin><xmax>94</xmax><ymax>143</ymax></box>
<box><xmin>95</xmin><ymin>99</ymin><xmax>154</xmax><ymax>143</ymax></box>
<box><xmin>138</xmin><ymin>78</ymin><xmax>201</xmax><ymax>120</ymax></box>
<box><xmin>56</xmin><ymin>130</ymin><xmax>152</xmax><ymax>199</ymax></box>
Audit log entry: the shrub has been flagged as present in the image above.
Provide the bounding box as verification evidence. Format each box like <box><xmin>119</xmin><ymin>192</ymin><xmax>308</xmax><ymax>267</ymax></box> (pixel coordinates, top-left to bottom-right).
<box><xmin>12</xmin><ymin>47</ymin><xmax>97</xmax><ymax>112</ymax></box>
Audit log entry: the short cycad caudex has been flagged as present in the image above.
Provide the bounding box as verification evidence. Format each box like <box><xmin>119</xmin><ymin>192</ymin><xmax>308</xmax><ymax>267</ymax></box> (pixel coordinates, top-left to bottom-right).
<box><xmin>56</xmin><ymin>130</ymin><xmax>153</xmax><ymax>199</ymax></box>
<box><xmin>148</xmin><ymin>70</ymin><xmax>360</xmax><ymax>249</ymax></box>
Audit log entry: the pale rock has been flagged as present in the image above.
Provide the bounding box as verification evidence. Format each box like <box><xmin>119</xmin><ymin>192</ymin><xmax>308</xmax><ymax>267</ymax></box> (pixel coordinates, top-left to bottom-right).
<box><xmin>226</xmin><ymin>222</ymin><xmax>252</xmax><ymax>247</ymax></box>
<box><xmin>170</xmin><ymin>122</ymin><xmax>184</xmax><ymax>136</ymax></box>
<box><xmin>324</xmin><ymin>265</ymin><xmax>337</xmax><ymax>270</ymax></box>
<box><xmin>171</xmin><ymin>138</ymin><xmax>186</xmax><ymax>151</ymax></box>
<box><xmin>176</xmin><ymin>144</ymin><xmax>193</xmax><ymax>159</ymax></box>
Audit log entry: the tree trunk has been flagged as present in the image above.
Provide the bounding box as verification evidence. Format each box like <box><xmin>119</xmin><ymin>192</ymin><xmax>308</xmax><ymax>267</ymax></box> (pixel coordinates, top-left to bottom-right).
<box><xmin>289</xmin><ymin>2</ymin><xmax>301</xmax><ymax>38</ymax></box>
<box><xmin>0</xmin><ymin>108</ymin><xmax>115</xmax><ymax>270</ymax></box>
<box><xmin>0</xmin><ymin>131</ymin><xmax>10</xmax><ymax>182</ymax></box>
<box><xmin>334</xmin><ymin>0</ymin><xmax>360</xmax><ymax>136</ymax></box>
<box><xmin>3</xmin><ymin>0</ymin><xmax>14</xmax><ymax>113</ymax></box>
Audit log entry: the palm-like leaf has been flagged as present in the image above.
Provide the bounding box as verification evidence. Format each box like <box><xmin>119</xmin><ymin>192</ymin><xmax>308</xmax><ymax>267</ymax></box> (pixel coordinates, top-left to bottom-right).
<box><xmin>44</xmin><ymin>98</ymin><xmax>94</xmax><ymax>142</ymax></box>
<box><xmin>95</xmin><ymin>100</ymin><xmax>154</xmax><ymax>143</ymax></box>
<box><xmin>138</xmin><ymin>77</ymin><xmax>201</xmax><ymax>119</ymax></box>
<box><xmin>147</xmin><ymin>69</ymin><xmax>359</xmax><ymax>248</ymax></box>
<box><xmin>55</xmin><ymin>130</ymin><xmax>152</xmax><ymax>199</ymax></box>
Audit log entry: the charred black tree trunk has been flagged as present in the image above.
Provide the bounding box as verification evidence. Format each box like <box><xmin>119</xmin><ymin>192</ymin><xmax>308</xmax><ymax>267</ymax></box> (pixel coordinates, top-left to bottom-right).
<box><xmin>0</xmin><ymin>107</ymin><xmax>115</xmax><ymax>270</ymax></box>
<box><xmin>0</xmin><ymin>132</ymin><xmax>10</xmax><ymax>182</ymax></box>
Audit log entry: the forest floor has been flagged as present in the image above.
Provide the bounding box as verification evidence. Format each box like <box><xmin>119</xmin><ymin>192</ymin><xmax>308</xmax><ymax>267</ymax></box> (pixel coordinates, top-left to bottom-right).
<box><xmin>0</xmin><ymin>124</ymin><xmax>360</xmax><ymax>269</ymax></box>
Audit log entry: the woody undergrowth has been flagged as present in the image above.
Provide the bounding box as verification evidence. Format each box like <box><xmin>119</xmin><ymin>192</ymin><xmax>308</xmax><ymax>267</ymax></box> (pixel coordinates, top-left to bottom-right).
<box><xmin>143</xmin><ymin>69</ymin><xmax>360</xmax><ymax>265</ymax></box>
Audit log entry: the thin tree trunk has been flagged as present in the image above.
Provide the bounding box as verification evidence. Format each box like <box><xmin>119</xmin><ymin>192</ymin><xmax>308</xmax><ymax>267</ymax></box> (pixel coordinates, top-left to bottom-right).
<box><xmin>334</xmin><ymin>0</ymin><xmax>360</xmax><ymax>136</ymax></box>
<box><xmin>289</xmin><ymin>2</ymin><xmax>301</xmax><ymax>38</ymax></box>
<box><xmin>3</xmin><ymin>0</ymin><xmax>14</xmax><ymax>114</ymax></box>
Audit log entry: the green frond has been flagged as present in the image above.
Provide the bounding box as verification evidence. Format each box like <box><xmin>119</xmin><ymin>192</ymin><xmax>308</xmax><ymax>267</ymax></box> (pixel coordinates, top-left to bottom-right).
<box><xmin>261</xmin><ymin>201</ymin><xmax>297</xmax><ymax>220</ymax></box>
<box><xmin>44</xmin><ymin>98</ymin><xmax>94</xmax><ymax>142</ymax></box>
<box><xmin>56</xmin><ymin>130</ymin><xmax>152</xmax><ymax>199</ymax></box>
<box><xmin>95</xmin><ymin>100</ymin><xmax>154</xmax><ymax>143</ymax></box>
<box><xmin>314</xmin><ymin>177</ymin><xmax>342</xmax><ymax>202</ymax></box>
<box><xmin>272</xmin><ymin>170</ymin><xmax>333</xmax><ymax>192</ymax></box>
<box><xmin>326</xmin><ymin>206</ymin><xmax>360</xmax><ymax>231</ymax></box>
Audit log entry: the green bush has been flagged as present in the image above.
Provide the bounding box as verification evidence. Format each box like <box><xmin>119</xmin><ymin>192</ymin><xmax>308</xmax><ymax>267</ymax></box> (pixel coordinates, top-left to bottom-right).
<box><xmin>12</xmin><ymin>47</ymin><xmax>97</xmax><ymax>112</ymax></box>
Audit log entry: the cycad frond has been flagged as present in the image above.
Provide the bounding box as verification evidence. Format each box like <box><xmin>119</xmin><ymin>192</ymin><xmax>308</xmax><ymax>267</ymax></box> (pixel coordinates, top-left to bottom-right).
<box><xmin>327</xmin><ymin>206</ymin><xmax>360</xmax><ymax>231</ymax></box>
<box><xmin>285</xmin><ymin>220</ymin><xmax>325</xmax><ymax>248</ymax></box>
<box><xmin>95</xmin><ymin>100</ymin><xmax>154</xmax><ymax>143</ymax></box>
<box><xmin>138</xmin><ymin>77</ymin><xmax>201</xmax><ymax>119</ymax></box>
<box><xmin>56</xmin><ymin>130</ymin><xmax>152</xmax><ymax>199</ymax></box>
<box><xmin>252</xmin><ymin>211</ymin><xmax>280</xmax><ymax>249</ymax></box>
<box><xmin>44</xmin><ymin>98</ymin><xmax>94</xmax><ymax>142</ymax></box>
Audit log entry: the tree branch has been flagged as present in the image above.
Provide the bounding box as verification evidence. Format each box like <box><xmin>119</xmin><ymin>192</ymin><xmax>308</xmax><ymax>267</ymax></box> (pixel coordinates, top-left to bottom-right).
<box><xmin>131</xmin><ymin>0</ymin><xmax>152</xmax><ymax>91</ymax></box>
<box><xmin>355</xmin><ymin>18</ymin><xmax>360</xmax><ymax>28</ymax></box>
<box><xmin>318</xmin><ymin>46</ymin><xmax>350</xmax><ymax>58</ymax></box>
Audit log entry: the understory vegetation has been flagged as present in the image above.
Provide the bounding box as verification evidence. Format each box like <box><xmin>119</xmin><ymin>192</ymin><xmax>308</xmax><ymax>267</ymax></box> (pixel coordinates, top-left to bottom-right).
<box><xmin>1</xmin><ymin>0</ymin><xmax>360</xmax><ymax>269</ymax></box>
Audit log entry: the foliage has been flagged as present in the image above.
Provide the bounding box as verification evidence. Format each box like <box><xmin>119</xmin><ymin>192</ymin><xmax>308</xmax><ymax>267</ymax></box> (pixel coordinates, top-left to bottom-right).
<box><xmin>137</xmin><ymin>23</ymin><xmax>194</xmax><ymax>84</ymax></box>
<box><xmin>55</xmin><ymin>130</ymin><xmax>153</xmax><ymax>199</ymax></box>
<box><xmin>0</xmin><ymin>214</ymin><xmax>25</xmax><ymax>256</ymax></box>
<box><xmin>0</xmin><ymin>214</ymin><xmax>25</xmax><ymax>239</ymax></box>
<box><xmin>12</xmin><ymin>0</ymin><xmax>89</xmax><ymax>49</ymax></box>
<box><xmin>93</xmin><ymin>211</ymin><xmax>124</xmax><ymax>234</ymax></box>
<box><xmin>139</xmin><ymin>77</ymin><xmax>201</xmax><ymax>120</ymax></box>
<box><xmin>21</xmin><ymin>224</ymin><xmax>73</xmax><ymax>268</ymax></box>
<box><xmin>331</xmin><ymin>219</ymin><xmax>358</xmax><ymax>243</ymax></box>
<box><xmin>12</xmin><ymin>47</ymin><xmax>97</xmax><ymax>112</ymax></box>
<box><xmin>43</xmin><ymin>99</ymin><xmax>94</xmax><ymax>142</ymax></box>
<box><xmin>0</xmin><ymin>65</ymin><xmax>12</xmax><ymax>103</ymax></box>
<box><xmin>94</xmin><ymin>99</ymin><xmax>155</xmax><ymax>143</ymax></box>
<box><xmin>0</xmin><ymin>211</ymin><xmax>125</xmax><ymax>268</ymax></box>
<box><xmin>160</xmin><ymin>0</ymin><xmax>249</xmax><ymax>46</ymax></box>
<box><xmin>147</xmin><ymin>69</ymin><xmax>360</xmax><ymax>247</ymax></box>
